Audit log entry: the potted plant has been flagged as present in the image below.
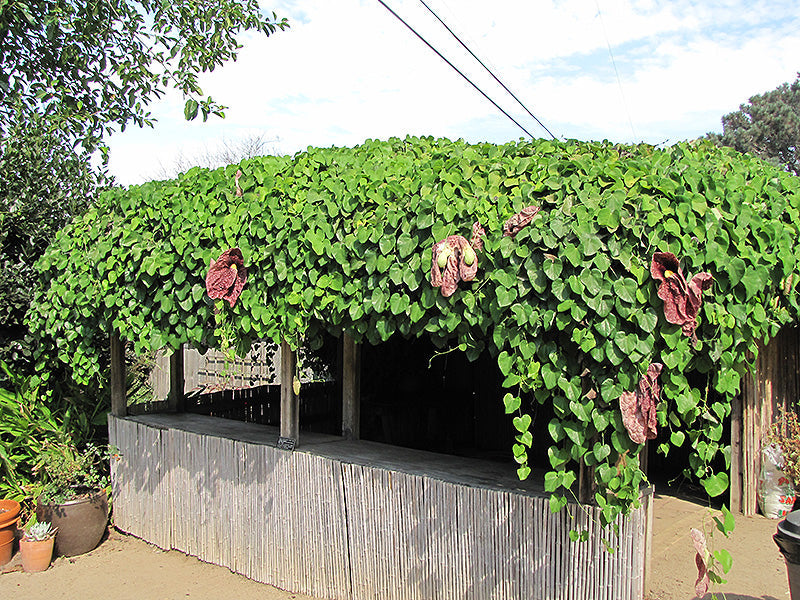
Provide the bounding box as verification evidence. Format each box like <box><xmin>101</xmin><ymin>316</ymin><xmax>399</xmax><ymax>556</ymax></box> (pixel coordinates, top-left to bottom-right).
<box><xmin>34</xmin><ymin>441</ymin><xmax>112</xmax><ymax>557</ymax></box>
<box><xmin>0</xmin><ymin>499</ymin><xmax>21</xmax><ymax>565</ymax></box>
<box><xmin>761</xmin><ymin>407</ymin><xmax>800</xmax><ymax>518</ymax></box>
<box><xmin>20</xmin><ymin>521</ymin><xmax>57</xmax><ymax>572</ymax></box>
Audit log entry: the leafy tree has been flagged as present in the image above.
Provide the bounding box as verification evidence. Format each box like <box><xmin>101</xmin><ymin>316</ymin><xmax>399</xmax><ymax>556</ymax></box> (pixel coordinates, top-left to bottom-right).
<box><xmin>0</xmin><ymin>0</ymin><xmax>288</xmax><ymax>375</ymax></box>
<box><xmin>0</xmin><ymin>116</ymin><xmax>106</xmax><ymax>373</ymax></box>
<box><xmin>1</xmin><ymin>0</ymin><xmax>289</xmax><ymax>152</ymax></box>
<box><xmin>708</xmin><ymin>74</ymin><xmax>800</xmax><ymax>175</ymax></box>
<box><xmin>0</xmin><ymin>0</ymin><xmax>289</xmax><ymax>502</ymax></box>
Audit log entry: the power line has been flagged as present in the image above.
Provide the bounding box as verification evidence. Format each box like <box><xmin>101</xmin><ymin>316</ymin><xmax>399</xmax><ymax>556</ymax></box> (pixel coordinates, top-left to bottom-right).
<box><xmin>375</xmin><ymin>0</ymin><xmax>538</xmax><ymax>140</ymax></box>
<box><xmin>416</xmin><ymin>0</ymin><xmax>557</xmax><ymax>140</ymax></box>
<box><xmin>595</xmin><ymin>0</ymin><xmax>637</xmax><ymax>139</ymax></box>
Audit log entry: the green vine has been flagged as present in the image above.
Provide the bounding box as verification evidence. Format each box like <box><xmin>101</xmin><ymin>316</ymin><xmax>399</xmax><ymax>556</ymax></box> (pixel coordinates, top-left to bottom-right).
<box><xmin>28</xmin><ymin>136</ymin><xmax>800</xmax><ymax>526</ymax></box>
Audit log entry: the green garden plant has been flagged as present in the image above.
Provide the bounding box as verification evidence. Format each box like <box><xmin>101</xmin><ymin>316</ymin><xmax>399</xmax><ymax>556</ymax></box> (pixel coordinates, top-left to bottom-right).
<box><xmin>691</xmin><ymin>505</ymin><xmax>736</xmax><ymax>598</ymax></box>
<box><xmin>35</xmin><ymin>441</ymin><xmax>113</xmax><ymax>505</ymax></box>
<box><xmin>0</xmin><ymin>363</ymin><xmax>70</xmax><ymax>501</ymax></box>
<box><xmin>28</xmin><ymin>136</ymin><xmax>800</xmax><ymax>526</ymax></box>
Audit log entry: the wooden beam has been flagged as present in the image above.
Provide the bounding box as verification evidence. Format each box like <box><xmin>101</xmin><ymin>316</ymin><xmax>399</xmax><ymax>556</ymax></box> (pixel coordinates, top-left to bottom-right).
<box><xmin>167</xmin><ymin>345</ymin><xmax>185</xmax><ymax>413</ymax></box>
<box><xmin>342</xmin><ymin>333</ymin><xmax>361</xmax><ymax>440</ymax></box>
<box><xmin>280</xmin><ymin>339</ymin><xmax>299</xmax><ymax>444</ymax></box>
<box><xmin>110</xmin><ymin>332</ymin><xmax>127</xmax><ymax>417</ymax></box>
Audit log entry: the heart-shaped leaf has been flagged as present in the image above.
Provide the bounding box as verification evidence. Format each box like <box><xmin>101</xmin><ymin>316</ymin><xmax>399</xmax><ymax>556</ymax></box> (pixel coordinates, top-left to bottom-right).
<box><xmin>513</xmin><ymin>414</ymin><xmax>532</xmax><ymax>433</ymax></box>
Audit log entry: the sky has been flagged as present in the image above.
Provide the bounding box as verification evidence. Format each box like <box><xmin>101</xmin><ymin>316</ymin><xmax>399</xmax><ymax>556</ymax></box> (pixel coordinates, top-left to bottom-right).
<box><xmin>106</xmin><ymin>0</ymin><xmax>800</xmax><ymax>186</ymax></box>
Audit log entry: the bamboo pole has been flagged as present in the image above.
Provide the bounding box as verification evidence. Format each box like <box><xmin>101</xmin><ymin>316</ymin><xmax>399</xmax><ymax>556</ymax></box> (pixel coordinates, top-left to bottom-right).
<box><xmin>730</xmin><ymin>387</ymin><xmax>743</xmax><ymax>513</ymax></box>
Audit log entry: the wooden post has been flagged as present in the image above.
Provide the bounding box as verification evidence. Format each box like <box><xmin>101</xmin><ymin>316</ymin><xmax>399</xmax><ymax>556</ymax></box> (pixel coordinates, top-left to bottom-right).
<box><xmin>280</xmin><ymin>340</ymin><xmax>299</xmax><ymax>445</ymax></box>
<box><xmin>730</xmin><ymin>389</ymin><xmax>743</xmax><ymax>514</ymax></box>
<box><xmin>168</xmin><ymin>345</ymin><xmax>185</xmax><ymax>413</ymax></box>
<box><xmin>110</xmin><ymin>332</ymin><xmax>127</xmax><ymax>417</ymax></box>
<box><xmin>643</xmin><ymin>486</ymin><xmax>655</xmax><ymax>595</ymax></box>
<box><xmin>577</xmin><ymin>459</ymin><xmax>594</xmax><ymax>504</ymax></box>
<box><xmin>342</xmin><ymin>333</ymin><xmax>361</xmax><ymax>440</ymax></box>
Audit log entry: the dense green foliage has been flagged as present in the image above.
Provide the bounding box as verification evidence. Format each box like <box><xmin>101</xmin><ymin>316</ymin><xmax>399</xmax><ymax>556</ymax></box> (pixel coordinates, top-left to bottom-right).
<box><xmin>30</xmin><ymin>136</ymin><xmax>800</xmax><ymax>524</ymax></box>
<box><xmin>709</xmin><ymin>74</ymin><xmax>800</xmax><ymax>176</ymax></box>
<box><xmin>1</xmin><ymin>0</ymin><xmax>288</xmax><ymax>150</ymax></box>
<box><xmin>0</xmin><ymin>362</ymin><xmax>106</xmax><ymax>503</ymax></box>
<box><xmin>0</xmin><ymin>117</ymin><xmax>106</xmax><ymax>376</ymax></box>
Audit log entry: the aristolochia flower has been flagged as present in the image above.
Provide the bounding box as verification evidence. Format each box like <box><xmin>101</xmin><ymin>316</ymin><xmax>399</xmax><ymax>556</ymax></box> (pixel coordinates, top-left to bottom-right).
<box><xmin>690</xmin><ymin>527</ymin><xmax>710</xmax><ymax>597</ymax></box>
<box><xmin>206</xmin><ymin>248</ymin><xmax>247</xmax><ymax>307</ymax></box>
<box><xmin>619</xmin><ymin>363</ymin><xmax>663</xmax><ymax>444</ymax></box>
<box><xmin>470</xmin><ymin>221</ymin><xmax>486</xmax><ymax>251</ymax></box>
<box><xmin>502</xmin><ymin>205</ymin><xmax>540</xmax><ymax>238</ymax></box>
<box><xmin>431</xmin><ymin>235</ymin><xmax>478</xmax><ymax>297</ymax></box>
<box><xmin>650</xmin><ymin>252</ymin><xmax>713</xmax><ymax>343</ymax></box>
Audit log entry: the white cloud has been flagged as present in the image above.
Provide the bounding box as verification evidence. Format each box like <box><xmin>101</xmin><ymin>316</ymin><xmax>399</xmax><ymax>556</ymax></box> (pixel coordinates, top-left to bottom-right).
<box><xmin>107</xmin><ymin>0</ymin><xmax>800</xmax><ymax>184</ymax></box>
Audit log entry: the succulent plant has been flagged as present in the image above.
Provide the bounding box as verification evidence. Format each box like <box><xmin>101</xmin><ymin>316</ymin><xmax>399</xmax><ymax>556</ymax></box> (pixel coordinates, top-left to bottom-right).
<box><xmin>24</xmin><ymin>521</ymin><xmax>56</xmax><ymax>542</ymax></box>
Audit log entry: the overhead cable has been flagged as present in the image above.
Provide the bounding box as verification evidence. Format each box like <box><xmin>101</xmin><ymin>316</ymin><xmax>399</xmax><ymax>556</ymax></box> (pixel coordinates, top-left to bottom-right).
<box><xmin>416</xmin><ymin>0</ymin><xmax>557</xmax><ymax>140</ymax></box>
<box><xmin>376</xmin><ymin>0</ymin><xmax>538</xmax><ymax>140</ymax></box>
<box><xmin>595</xmin><ymin>0</ymin><xmax>637</xmax><ymax>139</ymax></box>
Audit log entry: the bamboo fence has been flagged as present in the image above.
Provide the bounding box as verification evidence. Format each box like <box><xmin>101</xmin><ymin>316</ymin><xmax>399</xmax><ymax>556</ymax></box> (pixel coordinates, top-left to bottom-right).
<box><xmin>109</xmin><ymin>413</ymin><xmax>651</xmax><ymax>600</ymax></box>
<box><xmin>739</xmin><ymin>326</ymin><xmax>800</xmax><ymax>515</ymax></box>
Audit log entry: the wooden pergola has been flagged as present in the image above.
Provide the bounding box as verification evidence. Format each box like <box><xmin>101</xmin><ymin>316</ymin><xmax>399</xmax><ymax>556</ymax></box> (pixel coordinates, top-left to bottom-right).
<box><xmin>107</xmin><ymin>330</ymin><xmax>654</xmax><ymax>600</ymax></box>
<box><xmin>110</xmin><ymin>334</ymin><xmax>363</xmax><ymax>445</ymax></box>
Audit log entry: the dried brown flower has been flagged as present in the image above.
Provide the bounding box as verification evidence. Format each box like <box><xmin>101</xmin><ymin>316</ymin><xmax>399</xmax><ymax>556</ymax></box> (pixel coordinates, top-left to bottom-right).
<box><xmin>619</xmin><ymin>363</ymin><xmax>662</xmax><ymax>444</ymax></box>
<box><xmin>235</xmin><ymin>170</ymin><xmax>243</xmax><ymax>197</ymax></box>
<box><xmin>690</xmin><ymin>527</ymin><xmax>710</xmax><ymax>597</ymax></box>
<box><xmin>502</xmin><ymin>205</ymin><xmax>540</xmax><ymax>237</ymax></box>
<box><xmin>470</xmin><ymin>221</ymin><xmax>486</xmax><ymax>251</ymax></box>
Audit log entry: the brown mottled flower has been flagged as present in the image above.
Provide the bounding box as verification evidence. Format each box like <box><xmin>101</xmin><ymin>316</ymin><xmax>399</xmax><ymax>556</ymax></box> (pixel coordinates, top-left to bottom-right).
<box><xmin>206</xmin><ymin>248</ymin><xmax>247</xmax><ymax>306</ymax></box>
<box><xmin>431</xmin><ymin>235</ymin><xmax>478</xmax><ymax>297</ymax></box>
<box><xmin>650</xmin><ymin>252</ymin><xmax>713</xmax><ymax>343</ymax></box>
<box><xmin>503</xmin><ymin>205</ymin><xmax>541</xmax><ymax>237</ymax></box>
<box><xmin>470</xmin><ymin>221</ymin><xmax>486</xmax><ymax>251</ymax></box>
<box><xmin>690</xmin><ymin>528</ymin><xmax>710</xmax><ymax>597</ymax></box>
<box><xmin>235</xmin><ymin>170</ymin><xmax>243</xmax><ymax>197</ymax></box>
<box><xmin>619</xmin><ymin>363</ymin><xmax>662</xmax><ymax>444</ymax></box>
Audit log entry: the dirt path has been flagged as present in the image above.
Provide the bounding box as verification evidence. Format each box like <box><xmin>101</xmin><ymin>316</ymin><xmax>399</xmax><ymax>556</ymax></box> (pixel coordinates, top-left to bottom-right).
<box><xmin>0</xmin><ymin>492</ymin><xmax>791</xmax><ymax>600</ymax></box>
<box><xmin>0</xmin><ymin>528</ymin><xmax>314</xmax><ymax>600</ymax></box>
<box><xmin>648</xmin><ymin>493</ymin><xmax>789</xmax><ymax>600</ymax></box>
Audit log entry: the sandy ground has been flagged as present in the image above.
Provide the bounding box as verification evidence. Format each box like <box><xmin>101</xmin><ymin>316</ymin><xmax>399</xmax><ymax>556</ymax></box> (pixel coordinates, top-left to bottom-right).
<box><xmin>648</xmin><ymin>492</ymin><xmax>790</xmax><ymax>600</ymax></box>
<box><xmin>0</xmin><ymin>492</ymin><xmax>791</xmax><ymax>600</ymax></box>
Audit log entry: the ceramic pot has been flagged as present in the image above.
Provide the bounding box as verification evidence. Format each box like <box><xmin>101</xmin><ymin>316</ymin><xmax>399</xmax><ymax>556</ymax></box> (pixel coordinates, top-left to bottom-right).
<box><xmin>20</xmin><ymin>537</ymin><xmax>54</xmax><ymax>572</ymax></box>
<box><xmin>37</xmin><ymin>489</ymin><xmax>108</xmax><ymax>557</ymax></box>
<box><xmin>0</xmin><ymin>499</ymin><xmax>21</xmax><ymax>566</ymax></box>
<box><xmin>775</xmin><ymin>511</ymin><xmax>800</xmax><ymax>599</ymax></box>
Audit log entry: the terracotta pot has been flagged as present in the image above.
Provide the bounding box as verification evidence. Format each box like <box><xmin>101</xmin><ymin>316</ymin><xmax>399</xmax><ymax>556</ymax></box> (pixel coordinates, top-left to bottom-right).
<box><xmin>37</xmin><ymin>489</ymin><xmax>108</xmax><ymax>557</ymax></box>
<box><xmin>0</xmin><ymin>499</ymin><xmax>21</xmax><ymax>566</ymax></box>
<box><xmin>0</xmin><ymin>499</ymin><xmax>21</xmax><ymax>528</ymax></box>
<box><xmin>20</xmin><ymin>537</ymin><xmax>54</xmax><ymax>572</ymax></box>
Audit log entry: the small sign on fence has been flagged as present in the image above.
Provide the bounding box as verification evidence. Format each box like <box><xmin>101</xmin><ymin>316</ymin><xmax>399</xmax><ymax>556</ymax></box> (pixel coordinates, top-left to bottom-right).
<box><xmin>277</xmin><ymin>436</ymin><xmax>296</xmax><ymax>451</ymax></box>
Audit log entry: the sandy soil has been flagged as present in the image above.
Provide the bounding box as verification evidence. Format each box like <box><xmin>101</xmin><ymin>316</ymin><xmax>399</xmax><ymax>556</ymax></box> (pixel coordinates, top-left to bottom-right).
<box><xmin>0</xmin><ymin>492</ymin><xmax>791</xmax><ymax>600</ymax></box>
<box><xmin>0</xmin><ymin>528</ymin><xmax>313</xmax><ymax>600</ymax></box>
<box><xmin>648</xmin><ymin>492</ymin><xmax>789</xmax><ymax>600</ymax></box>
